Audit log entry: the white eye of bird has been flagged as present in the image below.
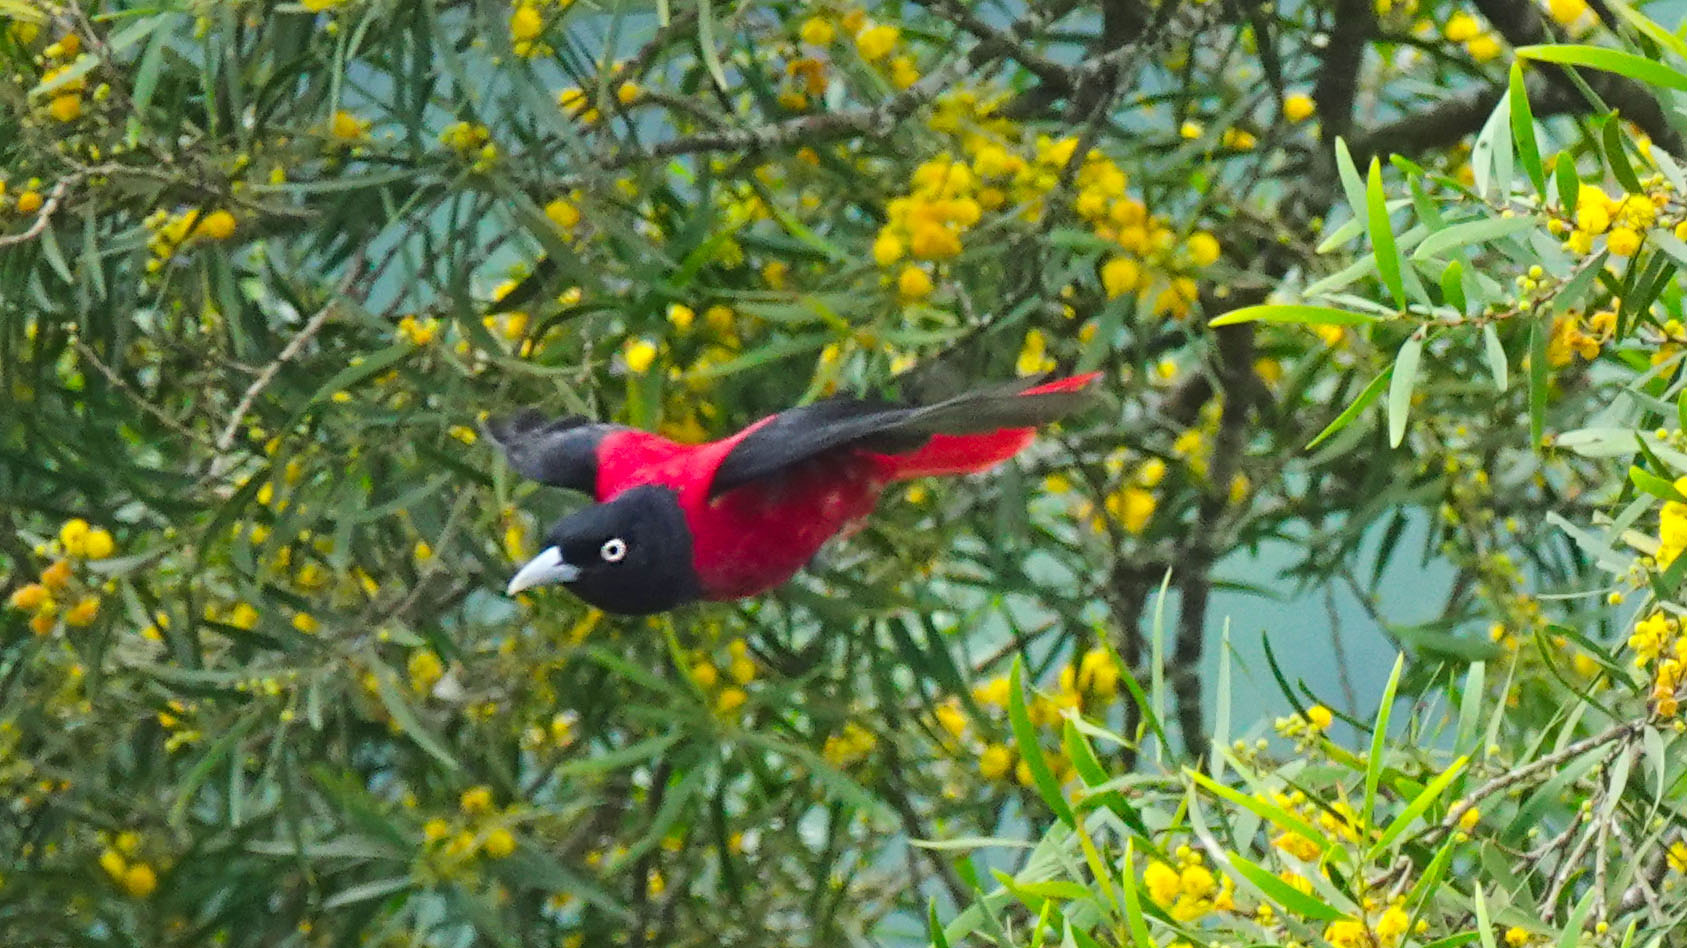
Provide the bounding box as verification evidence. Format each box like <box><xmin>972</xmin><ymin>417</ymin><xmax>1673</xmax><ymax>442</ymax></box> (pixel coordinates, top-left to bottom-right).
<box><xmin>600</xmin><ymin>538</ymin><xmax>628</xmax><ymax>562</ymax></box>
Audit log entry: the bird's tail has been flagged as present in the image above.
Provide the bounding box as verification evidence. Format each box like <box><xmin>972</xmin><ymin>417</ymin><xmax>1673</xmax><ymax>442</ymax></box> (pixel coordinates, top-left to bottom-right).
<box><xmin>879</xmin><ymin>372</ymin><xmax>1101</xmax><ymax>480</ymax></box>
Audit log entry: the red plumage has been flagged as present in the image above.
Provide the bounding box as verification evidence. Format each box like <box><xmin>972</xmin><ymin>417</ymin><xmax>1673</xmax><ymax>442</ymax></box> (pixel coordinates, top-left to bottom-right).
<box><xmin>591</xmin><ymin>372</ymin><xmax>1099</xmax><ymax>601</ymax></box>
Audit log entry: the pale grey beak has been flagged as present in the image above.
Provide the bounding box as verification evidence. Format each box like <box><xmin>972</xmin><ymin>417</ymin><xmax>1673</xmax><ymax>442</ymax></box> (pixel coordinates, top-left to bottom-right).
<box><xmin>506</xmin><ymin>546</ymin><xmax>581</xmax><ymax>596</ymax></box>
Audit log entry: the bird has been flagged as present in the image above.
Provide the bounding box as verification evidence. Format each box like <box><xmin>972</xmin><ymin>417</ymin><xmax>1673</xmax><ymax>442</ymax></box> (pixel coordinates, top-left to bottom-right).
<box><xmin>488</xmin><ymin>371</ymin><xmax>1100</xmax><ymax>615</ymax></box>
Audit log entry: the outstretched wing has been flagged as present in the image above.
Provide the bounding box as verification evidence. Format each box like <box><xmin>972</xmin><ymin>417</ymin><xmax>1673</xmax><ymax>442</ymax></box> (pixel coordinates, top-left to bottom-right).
<box><xmin>707</xmin><ymin>375</ymin><xmax>1097</xmax><ymax>498</ymax></box>
<box><xmin>484</xmin><ymin>410</ymin><xmax>624</xmax><ymax>495</ymax></box>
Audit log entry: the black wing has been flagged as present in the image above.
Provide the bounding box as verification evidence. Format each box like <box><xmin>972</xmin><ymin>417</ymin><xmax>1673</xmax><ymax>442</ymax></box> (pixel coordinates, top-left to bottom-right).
<box><xmin>707</xmin><ymin>378</ymin><xmax>1094</xmax><ymax>498</ymax></box>
<box><xmin>484</xmin><ymin>410</ymin><xmax>623</xmax><ymax>495</ymax></box>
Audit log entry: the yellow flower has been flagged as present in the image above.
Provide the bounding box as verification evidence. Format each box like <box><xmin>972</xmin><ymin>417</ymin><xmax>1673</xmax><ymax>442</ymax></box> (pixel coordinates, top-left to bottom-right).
<box><xmin>509</xmin><ymin>4</ymin><xmax>543</xmax><ymax>42</ymax></box>
<box><xmin>408</xmin><ymin>650</ymin><xmax>444</xmax><ymax>693</ymax></box>
<box><xmin>1187</xmin><ymin>231</ymin><xmax>1221</xmax><ymax>267</ymax></box>
<box><xmin>1305</xmin><ymin>704</ymin><xmax>1333</xmax><ymax>731</ymax></box>
<box><xmin>291</xmin><ymin>612</ymin><xmax>319</xmax><ymax>634</ymax></box>
<box><xmin>616</xmin><ymin>81</ymin><xmax>640</xmax><ymax>104</ymax></box>
<box><xmin>979</xmin><ymin>743</ymin><xmax>1013</xmax><ymax>779</ymax></box>
<box><xmin>194</xmin><ymin>210</ymin><xmax>237</xmax><ymax>241</ymax></box>
<box><xmin>1179</xmin><ymin>120</ymin><xmax>1203</xmax><ymax>140</ymax></box>
<box><xmin>544</xmin><ymin>197</ymin><xmax>581</xmax><ymax>230</ymax></box>
<box><xmin>120</xmin><ymin>863</ymin><xmax>157</xmax><ymax>898</ymax></box>
<box><xmin>855</xmin><ymin>23</ymin><xmax>899</xmax><ymax>61</ymax></box>
<box><xmin>423</xmin><ymin>818</ymin><xmax>451</xmax><ymax>843</ymax></box>
<box><xmin>1016</xmin><ymin>329</ymin><xmax>1054</xmax><ymax>376</ymax></box>
<box><xmin>1106</xmin><ymin>487</ymin><xmax>1156</xmax><ymax>534</ymax></box>
<box><xmin>41</xmin><ymin>558</ymin><xmax>72</xmax><ymax>590</ymax></box>
<box><xmin>715</xmin><ymin>687</ymin><xmax>747</xmax><ymax>714</ymax></box>
<box><xmin>934</xmin><ymin>702</ymin><xmax>967</xmax><ymax>739</ymax></box>
<box><xmin>799</xmin><ymin>16</ymin><xmax>834</xmax><ymax>45</ymax></box>
<box><xmin>973</xmin><ymin>675</ymin><xmax>1011</xmax><ymax>707</ymax></box>
<box><xmin>8</xmin><ymin>584</ymin><xmax>50</xmax><ymax>611</ymax></box>
<box><xmin>1101</xmin><ymin>256</ymin><xmax>1141</xmax><ymax>298</ymax></box>
<box><xmin>483</xmin><ymin>827</ymin><xmax>517</xmax><ymax>858</ymax></box>
<box><xmin>1547</xmin><ymin>0</ymin><xmax>1587</xmax><ymax>24</ymax></box>
<box><xmin>329</xmin><ymin>109</ymin><xmax>368</xmax><ymax>140</ymax></box>
<box><xmin>897</xmin><ymin>265</ymin><xmax>933</xmax><ymax>301</ymax></box>
<box><xmin>59</xmin><ymin>518</ymin><xmax>90</xmax><ymax>556</ymax></box>
<box><xmin>99</xmin><ymin>849</ymin><xmax>127</xmax><ymax>881</ymax></box>
<box><xmin>1283</xmin><ymin>93</ymin><xmax>1315</xmax><ymax>122</ymax></box>
<box><xmin>623</xmin><ymin>337</ymin><xmax>658</xmax><ymax>374</ymax></box>
<box><xmin>1445</xmin><ymin>11</ymin><xmax>1481</xmax><ymax>41</ymax></box>
<box><xmin>872</xmin><ymin>231</ymin><xmax>904</xmax><ymax>266</ymax></box>
<box><xmin>82</xmin><ymin>528</ymin><xmax>115</xmax><ymax>559</ymax></box>
<box><xmin>1142</xmin><ymin>860</ymin><xmax>1180</xmax><ymax>905</ymax></box>
<box><xmin>16</xmin><ymin>190</ymin><xmax>43</xmax><ymax>214</ymax></box>
<box><xmin>1466</xmin><ymin>34</ymin><xmax>1502</xmax><ymax>62</ymax></box>
<box><xmin>460</xmin><ymin>785</ymin><xmax>494</xmax><ymax>815</ymax></box>
<box><xmin>1504</xmin><ymin>926</ymin><xmax>1531</xmax><ymax>947</ymax></box>
<box><xmin>1607</xmin><ymin>227</ymin><xmax>1641</xmax><ymax>257</ymax></box>
<box><xmin>64</xmin><ymin>596</ymin><xmax>99</xmax><ymax>627</ymax></box>
<box><xmin>889</xmin><ymin>55</ymin><xmax>920</xmax><ymax>89</ymax></box>
<box><xmin>47</xmin><ymin>93</ymin><xmax>81</xmax><ymax>122</ymax></box>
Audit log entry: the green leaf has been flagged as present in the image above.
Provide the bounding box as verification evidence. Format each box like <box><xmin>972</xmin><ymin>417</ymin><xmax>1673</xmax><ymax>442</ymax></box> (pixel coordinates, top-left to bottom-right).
<box><xmin>1440</xmin><ymin>260</ymin><xmax>1467</xmax><ymax>313</ymax></box>
<box><xmin>1482</xmin><ymin>323</ymin><xmax>1508</xmax><ymax>392</ymax></box>
<box><xmin>1334</xmin><ymin>138</ymin><xmax>1368</xmax><ymax>220</ymax></box>
<box><xmin>1387</xmin><ymin>331</ymin><xmax>1423</xmax><ymax>448</ymax></box>
<box><xmin>1307</xmin><ymin>366</ymin><xmax>1393</xmax><ymax>449</ymax></box>
<box><xmin>1188</xmin><ymin>765</ymin><xmax>1335</xmax><ymax>856</ymax></box>
<box><xmin>1209</xmin><ymin>304</ymin><xmax>1378</xmax><ymax>327</ymax></box>
<box><xmin>1629</xmin><ymin>465</ymin><xmax>1687</xmax><ymax>502</ymax></box>
<box><xmin>694</xmin><ymin>0</ymin><xmax>731</xmax><ymax>94</ymax></box>
<box><xmin>1473</xmin><ymin>884</ymin><xmax>1500</xmax><ymax>948</ymax></box>
<box><xmin>1517</xmin><ymin>44</ymin><xmax>1687</xmax><ymax>92</ymax></box>
<box><xmin>1509</xmin><ymin>64</ymin><xmax>1546</xmax><ymax>196</ymax></box>
<box><xmin>1411</xmin><ymin>216</ymin><xmax>1537</xmax><ymax>261</ymax></box>
<box><xmin>1008</xmin><ymin>658</ymin><xmax>1075</xmax><ymax>827</ymax></box>
<box><xmin>1367</xmin><ymin>158</ymin><xmax>1407</xmax><ymax>309</ymax></box>
<box><xmin>371</xmin><ymin>662</ymin><xmax>461</xmax><ymax>771</ymax></box>
<box><xmin>1602</xmin><ymin>116</ymin><xmax>1644</xmax><ymax>194</ymax></box>
<box><xmin>928</xmin><ymin>901</ymin><xmax>951</xmax><ymax>948</ymax></box>
<box><xmin>1556</xmin><ymin>151</ymin><xmax>1580</xmax><ymax>214</ymax></box>
<box><xmin>1369</xmin><ymin>755</ymin><xmax>1469</xmax><ymax>856</ymax></box>
<box><xmin>1226</xmin><ymin>850</ymin><xmax>1344</xmax><ymax>921</ymax></box>
<box><xmin>1119</xmin><ymin>842</ymin><xmax>1155</xmax><ymax>948</ymax></box>
<box><xmin>1529</xmin><ymin>317</ymin><xmax>1549</xmax><ymax>450</ymax></box>
<box><xmin>1362</xmin><ymin>654</ymin><xmax>1405</xmax><ymax>828</ymax></box>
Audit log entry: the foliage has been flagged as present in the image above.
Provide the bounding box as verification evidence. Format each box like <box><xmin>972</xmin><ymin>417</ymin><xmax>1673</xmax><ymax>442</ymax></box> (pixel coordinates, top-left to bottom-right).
<box><xmin>3</xmin><ymin>0</ymin><xmax>1686</xmax><ymax>945</ymax></box>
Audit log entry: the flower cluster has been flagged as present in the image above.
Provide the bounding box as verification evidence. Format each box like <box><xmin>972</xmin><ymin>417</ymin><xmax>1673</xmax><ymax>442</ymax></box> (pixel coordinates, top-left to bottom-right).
<box><xmin>143</xmin><ymin>207</ymin><xmax>238</xmax><ymax>271</ymax></box>
<box><xmin>1627</xmin><ymin>610</ymin><xmax>1687</xmax><ymax>716</ymax></box>
<box><xmin>96</xmin><ymin>831</ymin><xmax>160</xmax><ymax>899</ymax></box>
<box><xmin>687</xmin><ymin>637</ymin><xmax>760</xmax><ymax>716</ymax></box>
<box><xmin>7</xmin><ymin>518</ymin><xmax>115</xmax><ymax>637</ymax></box>
<box><xmin>965</xmin><ymin>648</ymin><xmax>1122</xmax><ymax>785</ymax></box>
<box><xmin>419</xmin><ymin>785</ymin><xmax>519</xmax><ymax>879</ymax></box>
<box><xmin>1140</xmin><ymin>846</ymin><xmax>1235</xmax><ymax>921</ymax></box>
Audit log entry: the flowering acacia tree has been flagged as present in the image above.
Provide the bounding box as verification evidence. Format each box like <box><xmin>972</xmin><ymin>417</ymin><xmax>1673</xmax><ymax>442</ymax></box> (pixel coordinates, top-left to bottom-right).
<box><xmin>2</xmin><ymin>0</ymin><xmax>1685</xmax><ymax>944</ymax></box>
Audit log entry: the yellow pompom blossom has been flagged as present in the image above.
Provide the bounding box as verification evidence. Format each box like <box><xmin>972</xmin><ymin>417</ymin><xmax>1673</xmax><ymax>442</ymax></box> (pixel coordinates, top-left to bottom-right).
<box><xmin>1607</xmin><ymin>227</ymin><xmax>1641</xmax><ymax>257</ymax></box>
<box><xmin>1283</xmin><ymin>93</ymin><xmax>1316</xmax><ymax>122</ymax></box>
<box><xmin>972</xmin><ymin>675</ymin><xmax>1011</xmax><ymax>707</ymax></box>
<box><xmin>1187</xmin><ymin>231</ymin><xmax>1221</xmax><ymax>267</ymax></box>
<box><xmin>1465</xmin><ymin>33</ymin><xmax>1502</xmax><ymax>61</ymax></box>
<box><xmin>889</xmin><ymin>54</ymin><xmax>920</xmax><ymax>89</ymax></box>
<box><xmin>16</xmin><ymin>190</ymin><xmax>43</xmax><ymax>214</ymax></box>
<box><xmin>59</xmin><ymin>519</ymin><xmax>90</xmax><ymax>556</ymax></box>
<box><xmin>799</xmin><ymin>16</ymin><xmax>834</xmax><ymax>45</ymax></box>
<box><xmin>397</xmin><ymin>314</ymin><xmax>439</xmax><ymax>346</ymax></box>
<box><xmin>821</xmin><ymin>721</ymin><xmax>877</xmax><ymax>767</ymax></box>
<box><xmin>47</xmin><ymin>93</ymin><xmax>82</xmax><ymax>122</ymax></box>
<box><xmin>855</xmin><ymin>23</ymin><xmax>899</xmax><ymax>61</ymax></box>
<box><xmin>460</xmin><ymin>785</ymin><xmax>494</xmax><ymax>815</ymax></box>
<box><xmin>40</xmin><ymin>559</ymin><xmax>73</xmax><ymax>590</ymax></box>
<box><xmin>978</xmin><ymin>743</ymin><xmax>1014</xmax><ymax>780</ymax></box>
<box><xmin>64</xmin><ymin>596</ymin><xmax>99</xmax><ymax>627</ymax></box>
<box><xmin>329</xmin><ymin>109</ymin><xmax>369</xmax><ymax>141</ymax></box>
<box><xmin>896</xmin><ymin>265</ymin><xmax>933</xmax><ymax>301</ymax></box>
<box><xmin>1101</xmin><ymin>256</ymin><xmax>1142</xmax><ymax>298</ymax></box>
<box><xmin>1104</xmin><ymin>486</ymin><xmax>1156</xmax><ymax>534</ymax></box>
<box><xmin>556</xmin><ymin>87</ymin><xmax>600</xmax><ymax>123</ymax></box>
<box><xmin>1444</xmin><ymin>11</ymin><xmax>1481</xmax><ymax>41</ymax></box>
<box><xmin>1546</xmin><ymin>0</ymin><xmax>1589</xmax><ymax>25</ymax></box>
<box><xmin>623</xmin><ymin>337</ymin><xmax>658</xmax><ymax>374</ymax></box>
<box><xmin>482</xmin><ymin>827</ymin><xmax>517</xmax><ymax>859</ymax></box>
<box><xmin>715</xmin><ymin>686</ymin><xmax>747</xmax><ymax>714</ymax></box>
<box><xmin>544</xmin><ymin>196</ymin><xmax>582</xmax><ymax>231</ymax></box>
<box><xmin>195</xmin><ymin>210</ymin><xmax>237</xmax><ymax>241</ymax></box>
<box><xmin>1016</xmin><ymin>328</ymin><xmax>1054</xmax><ymax>376</ymax></box>
<box><xmin>8</xmin><ymin>583</ymin><xmax>50</xmax><ymax>612</ymax></box>
<box><xmin>509</xmin><ymin>4</ymin><xmax>543</xmax><ymax>42</ymax></box>
<box><xmin>1141</xmin><ymin>849</ymin><xmax>1231</xmax><ymax>921</ymax></box>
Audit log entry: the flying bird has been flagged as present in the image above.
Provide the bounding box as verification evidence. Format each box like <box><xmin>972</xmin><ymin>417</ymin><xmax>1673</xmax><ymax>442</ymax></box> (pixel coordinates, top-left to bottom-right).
<box><xmin>490</xmin><ymin>371</ymin><xmax>1100</xmax><ymax>615</ymax></box>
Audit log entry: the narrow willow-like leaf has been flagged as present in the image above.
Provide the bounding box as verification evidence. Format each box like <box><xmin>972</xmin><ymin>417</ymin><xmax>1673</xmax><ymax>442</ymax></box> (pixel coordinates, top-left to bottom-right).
<box><xmin>1508</xmin><ymin>64</ymin><xmax>1546</xmax><ymax>196</ymax></box>
<box><xmin>1440</xmin><ymin>260</ymin><xmax>1467</xmax><ymax>313</ymax></box>
<box><xmin>1307</xmin><ymin>366</ymin><xmax>1393</xmax><ymax>449</ymax></box>
<box><xmin>1367</xmin><ymin>159</ymin><xmax>1407</xmax><ymax>308</ymax></box>
<box><xmin>1334</xmin><ymin>137</ymin><xmax>1367</xmax><ymax>219</ymax></box>
<box><xmin>1210</xmin><ymin>304</ymin><xmax>1378</xmax><ymax>327</ymax></box>
<box><xmin>1482</xmin><ymin>324</ymin><xmax>1507</xmax><ymax>391</ymax></box>
<box><xmin>1412</xmin><ymin>215</ymin><xmax>1536</xmax><ymax>262</ymax></box>
<box><xmin>1529</xmin><ymin>318</ymin><xmax>1548</xmax><ymax>449</ymax></box>
<box><xmin>1370</xmin><ymin>755</ymin><xmax>1469</xmax><ymax>855</ymax></box>
<box><xmin>1556</xmin><ymin>151</ymin><xmax>1580</xmax><ymax>213</ymax></box>
<box><xmin>1387</xmin><ymin>332</ymin><xmax>1423</xmax><ymax>448</ymax></box>
<box><xmin>1009</xmin><ymin>658</ymin><xmax>1075</xmax><ymax>827</ymax></box>
<box><xmin>1517</xmin><ymin>43</ymin><xmax>1687</xmax><ymax>91</ymax></box>
<box><xmin>1225</xmin><ymin>850</ymin><xmax>1344</xmax><ymax>920</ymax></box>
<box><xmin>1628</xmin><ymin>465</ymin><xmax>1687</xmax><ymax>502</ymax></box>
<box><xmin>1603</xmin><ymin>117</ymin><xmax>1644</xmax><ymax>193</ymax></box>
<box><xmin>1362</xmin><ymin>654</ymin><xmax>1405</xmax><ymax>828</ymax></box>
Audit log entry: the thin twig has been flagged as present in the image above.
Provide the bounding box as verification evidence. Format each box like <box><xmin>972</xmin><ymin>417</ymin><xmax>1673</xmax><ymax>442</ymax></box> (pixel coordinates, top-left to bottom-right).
<box><xmin>0</xmin><ymin>174</ymin><xmax>81</xmax><ymax>248</ymax></box>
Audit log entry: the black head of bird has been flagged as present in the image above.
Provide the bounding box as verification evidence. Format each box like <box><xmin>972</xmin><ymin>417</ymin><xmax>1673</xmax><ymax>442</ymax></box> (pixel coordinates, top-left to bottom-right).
<box><xmin>505</xmin><ymin>485</ymin><xmax>702</xmax><ymax>615</ymax></box>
